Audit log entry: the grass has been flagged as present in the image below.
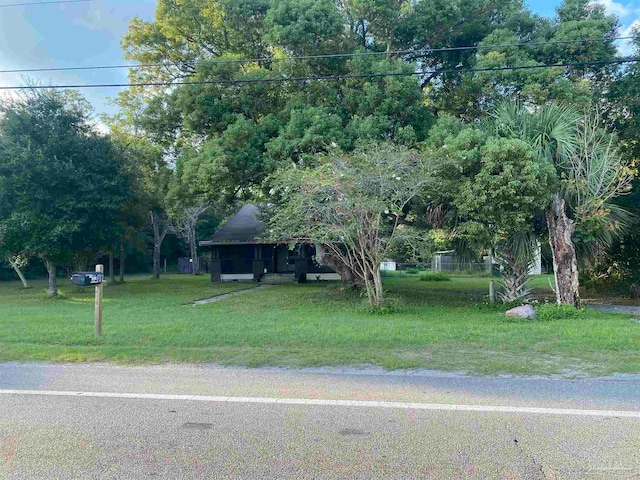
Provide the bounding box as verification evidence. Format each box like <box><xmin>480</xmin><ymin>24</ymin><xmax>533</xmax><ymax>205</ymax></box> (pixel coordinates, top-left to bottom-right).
<box><xmin>0</xmin><ymin>273</ymin><xmax>638</xmax><ymax>376</ymax></box>
<box><xmin>419</xmin><ymin>272</ymin><xmax>451</xmax><ymax>282</ymax></box>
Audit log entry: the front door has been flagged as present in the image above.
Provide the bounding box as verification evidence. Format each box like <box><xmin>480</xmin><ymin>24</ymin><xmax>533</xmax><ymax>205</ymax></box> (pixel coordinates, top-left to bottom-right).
<box><xmin>276</xmin><ymin>245</ymin><xmax>299</xmax><ymax>273</ymax></box>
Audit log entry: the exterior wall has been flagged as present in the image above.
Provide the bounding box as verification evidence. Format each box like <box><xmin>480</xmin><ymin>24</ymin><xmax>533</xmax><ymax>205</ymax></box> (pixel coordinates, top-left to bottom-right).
<box><xmin>208</xmin><ymin>243</ymin><xmax>334</xmax><ymax>279</ymax></box>
<box><xmin>218</xmin><ymin>245</ymin><xmax>254</xmax><ymax>274</ymax></box>
<box><xmin>307</xmin><ymin>273</ymin><xmax>341</xmax><ymax>281</ymax></box>
<box><xmin>220</xmin><ymin>274</ymin><xmax>254</xmax><ymax>282</ymax></box>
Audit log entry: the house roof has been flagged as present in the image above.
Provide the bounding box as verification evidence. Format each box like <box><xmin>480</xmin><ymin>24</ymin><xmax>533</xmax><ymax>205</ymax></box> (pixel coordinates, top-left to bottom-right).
<box><xmin>200</xmin><ymin>204</ymin><xmax>268</xmax><ymax>246</ymax></box>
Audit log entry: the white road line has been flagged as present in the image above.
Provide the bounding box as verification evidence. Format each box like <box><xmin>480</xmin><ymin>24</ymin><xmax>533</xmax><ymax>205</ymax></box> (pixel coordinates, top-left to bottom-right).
<box><xmin>1</xmin><ymin>389</ymin><xmax>639</xmax><ymax>418</ymax></box>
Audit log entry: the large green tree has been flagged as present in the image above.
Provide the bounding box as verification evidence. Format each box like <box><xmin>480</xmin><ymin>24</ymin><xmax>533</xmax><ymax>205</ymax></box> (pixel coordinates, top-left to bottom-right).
<box><xmin>268</xmin><ymin>143</ymin><xmax>429</xmax><ymax>308</ymax></box>
<box><xmin>425</xmin><ymin>117</ymin><xmax>557</xmax><ymax>302</ymax></box>
<box><xmin>601</xmin><ymin>32</ymin><xmax>640</xmax><ymax>295</ymax></box>
<box><xmin>424</xmin><ymin>0</ymin><xmax>618</xmax><ymax>119</ymax></box>
<box><xmin>115</xmin><ymin>0</ymin><xmax>625</xmax><ymax>187</ymax></box>
<box><xmin>0</xmin><ymin>90</ymin><xmax>129</xmax><ymax>297</ymax></box>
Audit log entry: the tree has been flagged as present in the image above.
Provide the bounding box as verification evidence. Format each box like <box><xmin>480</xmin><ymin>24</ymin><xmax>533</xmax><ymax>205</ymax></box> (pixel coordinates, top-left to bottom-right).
<box><xmin>268</xmin><ymin>143</ymin><xmax>429</xmax><ymax>308</ymax></box>
<box><xmin>164</xmin><ymin>136</ymin><xmax>238</xmax><ymax>275</ymax></box>
<box><xmin>116</xmin><ymin>0</ymin><xmax>441</xmax><ymax>200</ymax></box>
<box><xmin>109</xmin><ymin>126</ymin><xmax>174</xmax><ymax>280</ymax></box>
<box><xmin>0</xmin><ymin>90</ymin><xmax>129</xmax><ymax>297</ymax></box>
<box><xmin>111</xmin><ymin>0</ymin><xmax>635</xmax><ymax>296</ymax></box>
<box><xmin>172</xmin><ymin>203</ymin><xmax>209</xmax><ymax>274</ymax></box>
<box><xmin>2</xmin><ymin>253</ymin><xmax>29</xmax><ymax>288</ymax></box>
<box><xmin>0</xmin><ymin>222</ymin><xmax>30</xmax><ymax>288</ymax></box>
<box><xmin>599</xmin><ymin>31</ymin><xmax>640</xmax><ymax>295</ymax></box>
<box><xmin>494</xmin><ymin>234</ymin><xmax>540</xmax><ymax>303</ymax></box>
<box><xmin>424</xmin><ymin>0</ymin><xmax>618</xmax><ymax>119</ymax></box>
<box><xmin>493</xmin><ymin>101</ymin><xmax>633</xmax><ymax>307</ymax></box>
<box><xmin>425</xmin><ymin>119</ymin><xmax>557</xmax><ymax>303</ymax></box>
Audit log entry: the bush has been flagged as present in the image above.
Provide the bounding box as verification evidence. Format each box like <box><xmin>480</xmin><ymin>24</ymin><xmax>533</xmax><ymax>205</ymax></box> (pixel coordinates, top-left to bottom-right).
<box><xmin>406</xmin><ymin>267</ymin><xmax>421</xmax><ymax>274</ymax></box>
<box><xmin>43</xmin><ymin>289</ymin><xmax>69</xmax><ymax>300</ymax></box>
<box><xmin>536</xmin><ymin>303</ymin><xmax>586</xmax><ymax>322</ymax></box>
<box><xmin>419</xmin><ymin>272</ymin><xmax>451</xmax><ymax>282</ymax></box>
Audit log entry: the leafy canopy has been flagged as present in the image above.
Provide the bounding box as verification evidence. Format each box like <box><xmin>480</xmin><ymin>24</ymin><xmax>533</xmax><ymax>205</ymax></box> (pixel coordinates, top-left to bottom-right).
<box><xmin>0</xmin><ymin>90</ymin><xmax>129</xmax><ymax>263</ymax></box>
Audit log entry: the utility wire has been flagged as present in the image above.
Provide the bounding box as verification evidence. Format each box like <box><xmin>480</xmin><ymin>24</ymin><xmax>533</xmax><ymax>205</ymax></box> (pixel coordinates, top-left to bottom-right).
<box><xmin>0</xmin><ymin>0</ymin><xmax>92</xmax><ymax>7</ymax></box>
<box><xmin>0</xmin><ymin>36</ymin><xmax>633</xmax><ymax>74</ymax></box>
<box><xmin>1</xmin><ymin>58</ymin><xmax>637</xmax><ymax>90</ymax></box>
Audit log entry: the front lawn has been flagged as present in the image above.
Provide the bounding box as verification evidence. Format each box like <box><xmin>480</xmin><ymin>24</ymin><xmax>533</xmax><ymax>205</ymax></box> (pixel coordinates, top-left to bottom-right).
<box><xmin>0</xmin><ymin>274</ymin><xmax>638</xmax><ymax>376</ymax></box>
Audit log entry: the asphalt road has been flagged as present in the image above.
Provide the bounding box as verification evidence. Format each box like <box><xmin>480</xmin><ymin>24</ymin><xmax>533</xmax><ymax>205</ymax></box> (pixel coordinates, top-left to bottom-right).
<box><xmin>1</xmin><ymin>363</ymin><xmax>639</xmax><ymax>479</ymax></box>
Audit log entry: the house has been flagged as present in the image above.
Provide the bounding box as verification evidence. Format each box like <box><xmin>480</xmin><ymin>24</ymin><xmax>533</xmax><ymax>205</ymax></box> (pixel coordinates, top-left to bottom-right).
<box><xmin>199</xmin><ymin>204</ymin><xmax>338</xmax><ymax>283</ymax></box>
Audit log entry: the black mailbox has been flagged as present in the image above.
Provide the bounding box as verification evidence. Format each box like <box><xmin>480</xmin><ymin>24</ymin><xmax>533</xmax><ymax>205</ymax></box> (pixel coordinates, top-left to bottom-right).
<box><xmin>71</xmin><ymin>272</ymin><xmax>104</xmax><ymax>286</ymax></box>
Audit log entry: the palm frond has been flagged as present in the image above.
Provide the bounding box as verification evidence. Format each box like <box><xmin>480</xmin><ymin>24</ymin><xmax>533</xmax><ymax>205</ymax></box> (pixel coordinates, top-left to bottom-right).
<box><xmin>530</xmin><ymin>103</ymin><xmax>580</xmax><ymax>165</ymax></box>
<box><xmin>500</xmin><ymin>231</ymin><xmax>538</xmax><ymax>265</ymax></box>
<box><xmin>492</xmin><ymin>100</ymin><xmax>580</xmax><ymax>168</ymax></box>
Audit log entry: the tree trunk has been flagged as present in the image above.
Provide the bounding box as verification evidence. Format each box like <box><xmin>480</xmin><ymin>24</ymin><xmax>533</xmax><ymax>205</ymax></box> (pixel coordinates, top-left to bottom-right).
<box><xmin>315</xmin><ymin>244</ymin><xmax>362</xmax><ymax>288</ymax></box>
<box><xmin>119</xmin><ymin>241</ymin><xmax>125</xmax><ymax>283</ymax></box>
<box><xmin>371</xmin><ymin>266</ymin><xmax>383</xmax><ymax>309</ymax></box>
<box><xmin>6</xmin><ymin>255</ymin><xmax>28</xmax><ymax>288</ymax></box>
<box><xmin>152</xmin><ymin>240</ymin><xmax>161</xmax><ymax>279</ymax></box>
<box><xmin>189</xmin><ymin>232</ymin><xmax>199</xmax><ymax>275</ymax></box>
<box><xmin>150</xmin><ymin>211</ymin><xmax>168</xmax><ymax>280</ymax></box>
<box><xmin>361</xmin><ymin>248</ymin><xmax>383</xmax><ymax>308</ymax></box>
<box><xmin>43</xmin><ymin>258</ymin><xmax>57</xmax><ymax>298</ymax></box>
<box><xmin>108</xmin><ymin>252</ymin><xmax>115</xmax><ymax>284</ymax></box>
<box><xmin>545</xmin><ymin>194</ymin><xmax>581</xmax><ymax>308</ymax></box>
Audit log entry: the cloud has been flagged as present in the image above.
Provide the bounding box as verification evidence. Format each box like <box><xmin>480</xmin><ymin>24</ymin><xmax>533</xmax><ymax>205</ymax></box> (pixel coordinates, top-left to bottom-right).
<box><xmin>68</xmin><ymin>3</ymin><xmax>128</xmax><ymax>38</ymax></box>
<box><xmin>592</xmin><ymin>0</ymin><xmax>632</xmax><ymax>17</ymax></box>
<box><xmin>65</xmin><ymin>0</ymin><xmax>156</xmax><ymax>39</ymax></box>
<box><xmin>617</xmin><ymin>19</ymin><xmax>639</xmax><ymax>55</ymax></box>
<box><xmin>622</xmin><ymin>18</ymin><xmax>640</xmax><ymax>35</ymax></box>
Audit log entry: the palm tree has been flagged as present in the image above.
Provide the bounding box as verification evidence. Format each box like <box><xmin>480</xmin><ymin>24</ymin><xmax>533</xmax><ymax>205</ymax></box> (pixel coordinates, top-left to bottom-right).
<box><xmin>494</xmin><ymin>232</ymin><xmax>538</xmax><ymax>304</ymax></box>
<box><xmin>493</xmin><ymin>101</ymin><xmax>633</xmax><ymax>308</ymax></box>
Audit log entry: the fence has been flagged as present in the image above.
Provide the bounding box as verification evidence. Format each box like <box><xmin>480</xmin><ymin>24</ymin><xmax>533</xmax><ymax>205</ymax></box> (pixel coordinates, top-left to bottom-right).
<box><xmin>396</xmin><ymin>260</ymin><xmax>493</xmax><ymax>275</ymax></box>
<box><xmin>432</xmin><ymin>260</ymin><xmax>493</xmax><ymax>275</ymax></box>
<box><xmin>178</xmin><ymin>257</ymin><xmax>208</xmax><ymax>274</ymax></box>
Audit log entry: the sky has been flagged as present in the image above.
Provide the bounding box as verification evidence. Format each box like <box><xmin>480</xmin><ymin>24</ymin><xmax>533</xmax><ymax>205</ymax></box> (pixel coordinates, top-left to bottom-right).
<box><xmin>0</xmin><ymin>0</ymin><xmax>638</xmax><ymax>119</ymax></box>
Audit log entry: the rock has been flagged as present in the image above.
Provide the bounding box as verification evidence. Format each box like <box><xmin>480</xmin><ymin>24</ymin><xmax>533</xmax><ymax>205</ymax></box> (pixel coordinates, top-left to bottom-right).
<box><xmin>505</xmin><ymin>305</ymin><xmax>537</xmax><ymax>320</ymax></box>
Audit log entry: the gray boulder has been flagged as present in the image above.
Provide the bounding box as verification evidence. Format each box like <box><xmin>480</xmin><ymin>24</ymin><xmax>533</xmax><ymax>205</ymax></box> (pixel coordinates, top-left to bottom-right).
<box><xmin>505</xmin><ymin>304</ymin><xmax>537</xmax><ymax>320</ymax></box>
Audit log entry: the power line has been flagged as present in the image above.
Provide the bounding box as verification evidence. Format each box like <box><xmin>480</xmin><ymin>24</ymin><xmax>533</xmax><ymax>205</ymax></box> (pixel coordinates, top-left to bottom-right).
<box><xmin>0</xmin><ymin>36</ymin><xmax>633</xmax><ymax>74</ymax></box>
<box><xmin>0</xmin><ymin>0</ymin><xmax>92</xmax><ymax>7</ymax></box>
<box><xmin>1</xmin><ymin>58</ymin><xmax>637</xmax><ymax>91</ymax></box>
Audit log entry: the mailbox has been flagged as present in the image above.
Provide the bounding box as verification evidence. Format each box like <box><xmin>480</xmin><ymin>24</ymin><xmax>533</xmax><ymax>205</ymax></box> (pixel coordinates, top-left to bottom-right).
<box><xmin>71</xmin><ymin>272</ymin><xmax>104</xmax><ymax>286</ymax></box>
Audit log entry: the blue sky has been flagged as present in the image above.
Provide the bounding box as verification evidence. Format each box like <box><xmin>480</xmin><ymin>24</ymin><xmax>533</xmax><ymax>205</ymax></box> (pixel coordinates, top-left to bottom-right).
<box><xmin>0</xmin><ymin>0</ymin><xmax>638</xmax><ymax>119</ymax></box>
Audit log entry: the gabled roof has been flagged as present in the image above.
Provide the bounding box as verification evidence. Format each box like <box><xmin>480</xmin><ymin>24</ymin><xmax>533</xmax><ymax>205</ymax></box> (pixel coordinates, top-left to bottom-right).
<box><xmin>200</xmin><ymin>204</ymin><xmax>267</xmax><ymax>246</ymax></box>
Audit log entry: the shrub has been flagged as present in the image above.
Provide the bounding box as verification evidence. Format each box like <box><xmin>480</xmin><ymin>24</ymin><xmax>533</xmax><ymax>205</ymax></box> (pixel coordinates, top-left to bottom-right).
<box><xmin>419</xmin><ymin>272</ymin><xmax>451</xmax><ymax>282</ymax></box>
<box><xmin>536</xmin><ymin>303</ymin><xmax>586</xmax><ymax>322</ymax></box>
<box><xmin>44</xmin><ymin>289</ymin><xmax>69</xmax><ymax>300</ymax></box>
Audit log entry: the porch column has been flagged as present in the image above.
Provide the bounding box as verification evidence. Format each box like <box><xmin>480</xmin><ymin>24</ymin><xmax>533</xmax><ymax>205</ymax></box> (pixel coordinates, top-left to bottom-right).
<box><xmin>253</xmin><ymin>245</ymin><xmax>264</xmax><ymax>281</ymax></box>
<box><xmin>210</xmin><ymin>247</ymin><xmax>221</xmax><ymax>283</ymax></box>
<box><xmin>295</xmin><ymin>258</ymin><xmax>307</xmax><ymax>283</ymax></box>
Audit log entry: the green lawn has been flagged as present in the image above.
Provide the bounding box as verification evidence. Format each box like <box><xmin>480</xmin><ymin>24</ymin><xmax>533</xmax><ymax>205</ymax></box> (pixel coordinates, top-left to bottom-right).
<box><xmin>0</xmin><ymin>274</ymin><xmax>638</xmax><ymax>376</ymax></box>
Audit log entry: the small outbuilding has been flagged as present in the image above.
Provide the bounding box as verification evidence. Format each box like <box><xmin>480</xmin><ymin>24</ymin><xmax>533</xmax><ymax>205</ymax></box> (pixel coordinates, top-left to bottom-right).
<box><xmin>199</xmin><ymin>204</ymin><xmax>337</xmax><ymax>283</ymax></box>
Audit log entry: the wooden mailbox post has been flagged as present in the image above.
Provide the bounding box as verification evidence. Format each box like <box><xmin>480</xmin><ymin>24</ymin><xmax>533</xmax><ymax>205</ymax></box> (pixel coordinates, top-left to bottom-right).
<box><xmin>71</xmin><ymin>265</ymin><xmax>104</xmax><ymax>336</ymax></box>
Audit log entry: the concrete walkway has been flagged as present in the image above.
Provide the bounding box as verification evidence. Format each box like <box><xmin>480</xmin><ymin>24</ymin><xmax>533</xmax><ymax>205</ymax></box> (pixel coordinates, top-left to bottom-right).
<box><xmin>192</xmin><ymin>284</ymin><xmax>272</xmax><ymax>306</ymax></box>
